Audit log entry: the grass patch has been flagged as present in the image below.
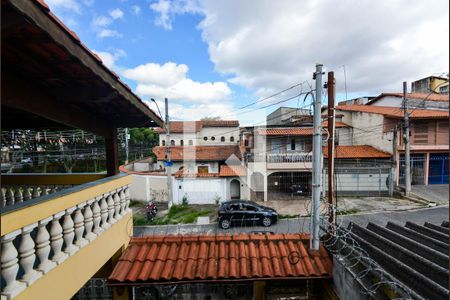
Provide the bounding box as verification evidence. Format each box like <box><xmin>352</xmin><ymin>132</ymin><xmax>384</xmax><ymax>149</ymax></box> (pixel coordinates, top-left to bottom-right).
<box><xmin>129</xmin><ymin>200</ymin><xmax>142</xmax><ymax>208</ymax></box>
<box><xmin>151</xmin><ymin>204</ymin><xmax>212</xmax><ymax>225</ymax></box>
<box><xmin>133</xmin><ymin>204</ymin><xmax>215</xmax><ymax>225</ymax></box>
<box><xmin>279</xmin><ymin>214</ymin><xmax>300</xmax><ymax>219</ymax></box>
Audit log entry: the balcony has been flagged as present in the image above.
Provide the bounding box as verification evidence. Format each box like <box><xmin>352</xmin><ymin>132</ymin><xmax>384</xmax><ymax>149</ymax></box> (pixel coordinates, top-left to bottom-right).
<box><xmin>266</xmin><ymin>152</ymin><xmax>313</xmax><ymax>170</ymax></box>
<box><xmin>1</xmin><ymin>174</ymin><xmax>133</xmax><ymax>299</ymax></box>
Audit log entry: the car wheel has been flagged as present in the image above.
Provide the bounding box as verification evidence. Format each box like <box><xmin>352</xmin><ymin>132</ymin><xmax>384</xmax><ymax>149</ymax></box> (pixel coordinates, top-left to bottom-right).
<box><xmin>219</xmin><ymin>218</ymin><xmax>231</xmax><ymax>229</ymax></box>
<box><xmin>262</xmin><ymin>217</ymin><xmax>272</xmax><ymax>227</ymax></box>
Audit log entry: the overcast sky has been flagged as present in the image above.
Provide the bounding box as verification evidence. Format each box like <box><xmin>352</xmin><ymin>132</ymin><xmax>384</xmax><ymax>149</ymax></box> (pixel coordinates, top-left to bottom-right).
<box><xmin>46</xmin><ymin>0</ymin><xmax>449</xmax><ymax>125</ymax></box>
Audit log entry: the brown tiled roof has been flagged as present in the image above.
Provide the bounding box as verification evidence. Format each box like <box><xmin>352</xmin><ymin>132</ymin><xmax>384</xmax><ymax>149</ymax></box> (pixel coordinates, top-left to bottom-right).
<box><xmin>153</xmin><ymin>146</ymin><xmax>241</xmax><ymax>161</ymax></box>
<box><xmin>258</xmin><ymin>128</ymin><xmax>313</xmax><ymax>136</ymax></box>
<box><xmin>108</xmin><ymin>233</ymin><xmax>332</xmax><ymax>285</ymax></box>
<box><xmin>323</xmin><ymin>145</ymin><xmax>391</xmax><ymax>159</ymax></box>
<box><xmin>336</xmin><ymin>105</ymin><xmax>449</xmax><ymax>119</ymax></box>
<box><xmin>202</xmin><ymin>120</ymin><xmax>240</xmax><ymax>127</ymax></box>
<box><xmin>155</xmin><ymin>120</ymin><xmax>239</xmax><ymax>133</ymax></box>
<box><xmin>370</xmin><ymin>92</ymin><xmax>449</xmax><ymax>102</ymax></box>
<box><xmin>322</xmin><ymin>121</ymin><xmax>351</xmax><ymax>128</ymax></box>
<box><xmin>219</xmin><ymin>165</ymin><xmax>247</xmax><ymax>177</ymax></box>
<box><xmin>155</xmin><ymin>121</ymin><xmax>202</xmax><ymax>133</ymax></box>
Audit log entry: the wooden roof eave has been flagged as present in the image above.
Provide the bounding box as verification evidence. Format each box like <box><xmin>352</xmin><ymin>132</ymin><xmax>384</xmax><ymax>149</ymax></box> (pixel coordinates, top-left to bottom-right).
<box><xmin>7</xmin><ymin>0</ymin><xmax>163</xmax><ymax>128</ymax></box>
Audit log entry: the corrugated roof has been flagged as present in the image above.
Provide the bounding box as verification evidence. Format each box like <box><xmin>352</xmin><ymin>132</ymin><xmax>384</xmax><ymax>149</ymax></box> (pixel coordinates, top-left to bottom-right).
<box><xmin>153</xmin><ymin>146</ymin><xmax>241</xmax><ymax>161</ymax></box>
<box><xmin>323</xmin><ymin>145</ymin><xmax>391</xmax><ymax>159</ymax></box>
<box><xmin>336</xmin><ymin>105</ymin><xmax>449</xmax><ymax>119</ymax></box>
<box><xmin>156</xmin><ymin>120</ymin><xmax>239</xmax><ymax>133</ymax></box>
<box><xmin>342</xmin><ymin>221</ymin><xmax>449</xmax><ymax>300</ymax></box>
<box><xmin>369</xmin><ymin>92</ymin><xmax>449</xmax><ymax>103</ymax></box>
<box><xmin>108</xmin><ymin>233</ymin><xmax>332</xmax><ymax>285</ymax></box>
<box><xmin>219</xmin><ymin>165</ymin><xmax>247</xmax><ymax>177</ymax></box>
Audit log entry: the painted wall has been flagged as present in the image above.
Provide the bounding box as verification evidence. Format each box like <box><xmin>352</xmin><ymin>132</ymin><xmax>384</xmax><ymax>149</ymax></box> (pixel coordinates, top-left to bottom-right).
<box><xmin>172</xmin><ymin>177</ymin><xmax>227</xmax><ymax>204</ymax></box>
<box><xmin>370</xmin><ymin>96</ymin><xmax>448</xmax><ymax>110</ymax></box>
<box><xmin>129</xmin><ymin>175</ymin><xmax>168</xmax><ymax>202</ymax></box>
<box><xmin>349</xmin><ymin>112</ymin><xmax>393</xmax><ymax>154</ymax></box>
<box><xmin>158</xmin><ymin>127</ymin><xmax>240</xmax><ymax>146</ymax></box>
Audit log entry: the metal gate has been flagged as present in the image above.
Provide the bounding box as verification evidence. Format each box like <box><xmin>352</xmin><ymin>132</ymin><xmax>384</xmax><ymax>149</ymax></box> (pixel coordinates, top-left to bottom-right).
<box><xmin>399</xmin><ymin>154</ymin><xmax>425</xmax><ymax>185</ymax></box>
<box><xmin>428</xmin><ymin>153</ymin><xmax>449</xmax><ymax>184</ymax></box>
<box><xmin>267</xmin><ymin>172</ymin><xmax>312</xmax><ymax>199</ymax></box>
<box><xmin>71</xmin><ymin>278</ymin><xmax>112</xmax><ymax>300</ymax></box>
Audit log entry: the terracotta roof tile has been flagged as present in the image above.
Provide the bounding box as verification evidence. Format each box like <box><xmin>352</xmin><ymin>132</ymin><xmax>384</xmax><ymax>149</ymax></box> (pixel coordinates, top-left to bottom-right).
<box><xmin>258</xmin><ymin>128</ymin><xmax>313</xmax><ymax>136</ymax></box>
<box><xmin>219</xmin><ymin>165</ymin><xmax>247</xmax><ymax>177</ymax></box>
<box><xmin>155</xmin><ymin>120</ymin><xmax>239</xmax><ymax>133</ymax></box>
<box><xmin>370</xmin><ymin>92</ymin><xmax>449</xmax><ymax>102</ymax></box>
<box><xmin>323</xmin><ymin>145</ymin><xmax>391</xmax><ymax>159</ymax></box>
<box><xmin>153</xmin><ymin>145</ymin><xmax>240</xmax><ymax>162</ymax></box>
<box><xmin>109</xmin><ymin>233</ymin><xmax>332</xmax><ymax>284</ymax></box>
<box><xmin>336</xmin><ymin>105</ymin><xmax>448</xmax><ymax>119</ymax></box>
<box><xmin>322</xmin><ymin>121</ymin><xmax>351</xmax><ymax>128</ymax></box>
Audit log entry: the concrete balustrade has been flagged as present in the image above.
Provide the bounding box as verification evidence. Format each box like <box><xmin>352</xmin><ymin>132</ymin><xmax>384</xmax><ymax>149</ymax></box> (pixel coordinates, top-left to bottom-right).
<box><xmin>1</xmin><ymin>174</ymin><xmax>131</xmax><ymax>299</ymax></box>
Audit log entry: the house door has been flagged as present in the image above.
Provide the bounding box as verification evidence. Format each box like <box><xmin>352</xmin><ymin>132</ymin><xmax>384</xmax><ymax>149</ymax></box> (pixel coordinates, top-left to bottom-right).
<box><xmin>230</xmin><ymin>179</ymin><xmax>241</xmax><ymax>199</ymax></box>
<box><xmin>428</xmin><ymin>153</ymin><xmax>449</xmax><ymax>184</ymax></box>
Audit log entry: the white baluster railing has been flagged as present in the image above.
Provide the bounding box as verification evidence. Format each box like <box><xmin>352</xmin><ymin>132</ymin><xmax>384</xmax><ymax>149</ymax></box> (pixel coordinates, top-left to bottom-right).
<box><xmin>1</xmin><ymin>185</ymin><xmax>75</xmax><ymax>208</ymax></box>
<box><xmin>1</xmin><ymin>185</ymin><xmax>131</xmax><ymax>298</ymax></box>
<box><xmin>1</xmin><ymin>230</ymin><xmax>26</xmax><ymax>298</ymax></box>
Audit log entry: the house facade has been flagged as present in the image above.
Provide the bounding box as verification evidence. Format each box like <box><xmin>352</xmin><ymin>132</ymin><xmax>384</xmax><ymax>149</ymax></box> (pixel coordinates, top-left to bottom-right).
<box><xmin>411</xmin><ymin>75</ymin><xmax>448</xmax><ymax>94</ymax></box>
<box><xmin>152</xmin><ymin>120</ymin><xmax>248</xmax><ymax>204</ymax></box>
<box><xmin>334</xmin><ymin>102</ymin><xmax>449</xmax><ymax>186</ymax></box>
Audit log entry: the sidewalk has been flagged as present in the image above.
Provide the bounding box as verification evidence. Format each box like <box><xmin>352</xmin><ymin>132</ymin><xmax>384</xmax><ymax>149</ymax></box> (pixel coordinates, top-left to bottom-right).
<box><xmin>255</xmin><ymin>196</ymin><xmax>427</xmax><ymax>216</ymax></box>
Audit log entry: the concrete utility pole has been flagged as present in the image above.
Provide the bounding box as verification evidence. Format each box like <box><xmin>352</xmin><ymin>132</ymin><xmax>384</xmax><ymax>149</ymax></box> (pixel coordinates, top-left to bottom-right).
<box><xmin>402</xmin><ymin>82</ymin><xmax>411</xmax><ymax>195</ymax></box>
<box><xmin>165</xmin><ymin>98</ymin><xmax>173</xmax><ymax>205</ymax></box>
<box><xmin>311</xmin><ymin>63</ymin><xmax>323</xmax><ymax>251</ymax></box>
<box><xmin>389</xmin><ymin>126</ymin><xmax>398</xmax><ymax>197</ymax></box>
<box><xmin>124</xmin><ymin>128</ymin><xmax>129</xmax><ymax>164</ymax></box>
<box><xmin>327</xmin><ymin>71</ymin><xmax>335</xmax><ymax>229</ymax></box>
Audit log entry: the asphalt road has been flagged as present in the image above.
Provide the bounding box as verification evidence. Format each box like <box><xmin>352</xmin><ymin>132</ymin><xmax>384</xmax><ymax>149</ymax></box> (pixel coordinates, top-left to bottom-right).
<box><xmin>133</xmin><ymin>205</ymin><xmax>449</xmax><ymax>236</ymax></box>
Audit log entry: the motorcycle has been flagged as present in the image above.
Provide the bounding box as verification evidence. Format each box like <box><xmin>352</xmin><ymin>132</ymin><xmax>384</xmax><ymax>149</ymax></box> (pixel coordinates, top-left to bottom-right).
<box><xmin>146</xmin><ymin>201</ymin><xmax>158</xmax><ymax>221</ymax></box>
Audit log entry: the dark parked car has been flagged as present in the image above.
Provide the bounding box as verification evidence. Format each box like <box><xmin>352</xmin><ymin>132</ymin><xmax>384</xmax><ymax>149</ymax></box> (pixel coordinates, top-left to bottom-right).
<box><xmin>218</xmin><ymin>200</ymin><xmax>278</xmax><ymax>229</ymax></box>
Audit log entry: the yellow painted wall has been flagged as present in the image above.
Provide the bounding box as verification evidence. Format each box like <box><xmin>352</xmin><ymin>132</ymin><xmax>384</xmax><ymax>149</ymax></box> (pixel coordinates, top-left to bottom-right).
<box><xmin>430</xmin><ymin>77</ymin><xmax>448</xmax><ymax>92</ymax></box>
<box><xmin>1</xmin><ymin>175</ymin><xmax>132</xmax><ymax>235</ymax></box>
<box><xmin>15</xmin><ymin>212</ymin><xmax>133</xmax><ymax>300</ymax></box>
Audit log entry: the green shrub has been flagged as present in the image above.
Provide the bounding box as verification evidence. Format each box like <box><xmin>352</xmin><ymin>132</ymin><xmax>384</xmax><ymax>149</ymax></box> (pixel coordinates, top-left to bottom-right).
<box><xmin>182</xmin><ymin>194</ymin><xmax>189</xmax><ymax>206</ymax></box>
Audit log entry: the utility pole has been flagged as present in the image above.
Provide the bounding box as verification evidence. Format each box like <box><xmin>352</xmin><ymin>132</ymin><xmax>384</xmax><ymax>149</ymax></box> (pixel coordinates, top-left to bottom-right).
<box><xmin>389</xmin><ymin>126</ymin><xmax>398</xmax><ymax>197</ymax></box>
<box><xmin>402</xmin><ymin>82</ymin><xmax>411</xmax><ymax>195</ymax></box>
<box><xmin>165</xmin><ymin>98</ymin><xmax>173</xmax><ymax>205</ymax></box>
<box><xmin>124</xmin><ymin>128</ymin><xmax>129</xmax><ymax>164</ymax></box>
<box><xmin>311</xmin><ymin>63</ymin><xmax>323</xmax><ymax>251</ymax></box>
<box><xmin>327</xmin><ymin>71</ymin><xmax>335</xmax><ymax>229</ymax></box>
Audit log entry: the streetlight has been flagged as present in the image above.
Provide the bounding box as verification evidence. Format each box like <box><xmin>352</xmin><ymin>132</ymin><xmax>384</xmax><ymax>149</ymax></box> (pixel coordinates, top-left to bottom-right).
<box><xmin>150</xmin><ymin>98</ymin><xmax>163</xmax><ymax>120</ymax></box>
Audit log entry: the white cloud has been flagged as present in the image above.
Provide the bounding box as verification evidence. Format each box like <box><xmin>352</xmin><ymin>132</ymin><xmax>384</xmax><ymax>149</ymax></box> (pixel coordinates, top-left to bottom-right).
<box><xmin>123</xmin><ymin>62</ymin><xmax>231</xmax><ymax>104</ymax></box>
<box><xmin>109</xmin><ymin>8</ymin><xmax>124</xmax><ymax>20</ymax></box>
<box><xmin>98</xmin><ymin>29</ymin><xmax>123</xmax><ymax>38</ymax></box>
<box><xmin>45</xmin><ymin>0</ymin><xmax>81</xmax><ymax>14</ymax></box>
<box><xmin>150</xmin><ymin>0</ymin><xmax>172</xmax><ymax>30</ymax></box>
<box><xmin>91</xmin><ymin>11</ymin><xmax>123</xmax><ymax>38</ymax></box>
<box><xmin>122</xmin><ymin>61</ymin><xmax>233</xmax><ymax>119</ymax></box>
<box><xmin>151</xmin><ymin>0</ymin><xmax>449</xmax><ymax>96</ymax></box>
<box><xmin>93</xmin><ymin>49</ymin><xmax>127</xmax><ymax>69</ymax></box>
<box><xmin>131</xmin><ymin>5</ymin><xmax>141</xmax><ymax>15</ymax></box>
<box><xmin>150</xmin><ymin>0</ymin><xmax>201</xmax><ymax>30</ymax></box>
<box><xmin>148</xmin><ymin>100</ymin><xmax>236</xmax><ymax>121</ymax></box>
<box><xmin>92</xmin><ymin>15</ymin><xmax>112</xmax><ymax>27</ymax></box>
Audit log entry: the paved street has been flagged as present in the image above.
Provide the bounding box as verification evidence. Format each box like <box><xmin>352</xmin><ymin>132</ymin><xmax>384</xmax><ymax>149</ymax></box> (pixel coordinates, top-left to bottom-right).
<box><xmin>133</xmin><ymin>205</ymin><xmax>449</xmax><ymax>236</ymax></box>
